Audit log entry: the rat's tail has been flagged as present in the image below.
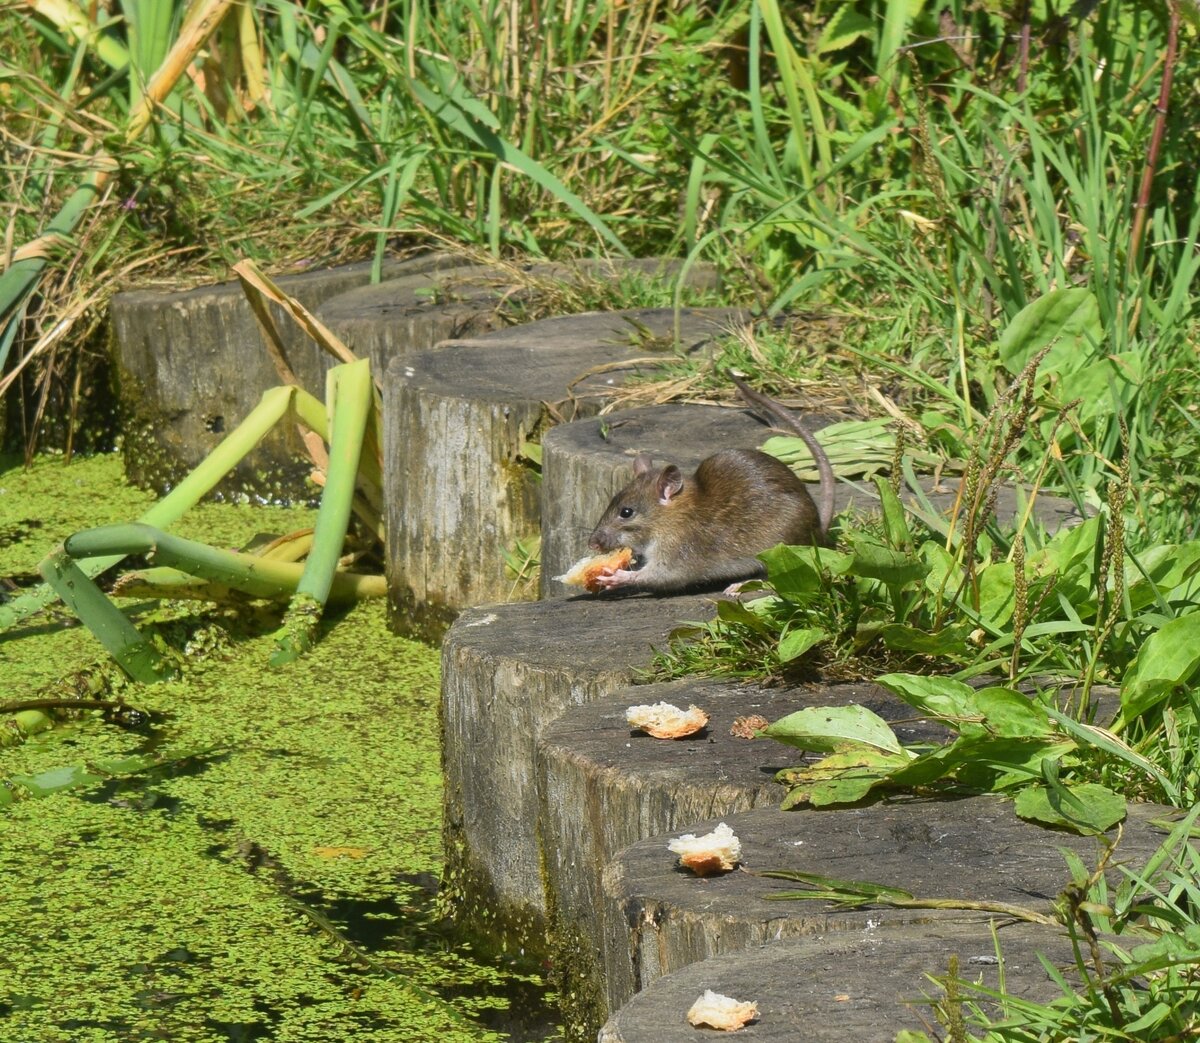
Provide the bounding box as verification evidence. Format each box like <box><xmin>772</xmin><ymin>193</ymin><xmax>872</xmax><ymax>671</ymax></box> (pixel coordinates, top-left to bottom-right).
<box><xmin>729</xmin><ymin>372</ymin><xmax>836</xmax><ymax>538</ymax></box>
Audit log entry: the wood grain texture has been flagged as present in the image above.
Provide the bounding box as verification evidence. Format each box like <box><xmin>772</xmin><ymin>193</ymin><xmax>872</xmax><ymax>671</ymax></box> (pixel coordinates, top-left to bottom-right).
<box><xmin>539</xmin><ymin>677</ymin><xmax>951</xmax><ymax>1036</ymax></box>
<box><xmin>599</xmin><ymin>922</ymin><xmax>1081</xmax><ymax>1042</ymax></box>
<box><xmin>600</xmin><ymin>798</ymin><xmax>1177</xmax><ymax>1014</ymax></box>
<box><xmin>438</xmin><ymin>595</ymin><xmax>718</xmax><ymax>948</ymax></box>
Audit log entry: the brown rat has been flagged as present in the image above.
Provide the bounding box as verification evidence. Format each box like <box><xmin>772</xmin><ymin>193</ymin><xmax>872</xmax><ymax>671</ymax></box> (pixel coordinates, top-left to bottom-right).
<box><xmin>586</xmin><ymin>374</ymin><xmax>835</xmax><ymax>593</ymax></box>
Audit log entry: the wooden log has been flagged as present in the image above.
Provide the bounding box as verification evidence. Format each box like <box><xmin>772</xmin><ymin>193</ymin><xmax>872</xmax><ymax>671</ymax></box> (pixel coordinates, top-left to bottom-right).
<box><xmin>439</xmin><ymin>594</ymin><xmax>718</xmax><ymax>952</ymax></box>
<box><xmin>110</xmin><ymin>253</ymin><xmax>467</xmax><ymax>498</ymax></box>
<box><xmin>384</xmin><ymin>308</ymin><xmax>747</xmax><ymax>637</ymax></box>
<box><xmin>314</xmin><ymin>264</ymin><xmax>507</xmax><ymax>380</ymax></box>
<box><xmin>599</xmin><ymin>922</ymin><xmax>1082</xmax><ymax>1042</ymax></box>
<box><xmin>539</xmin><ymin>676</ymin><xmax>951</xmax><ymax>1039</ymax></box>
<box><xmin>600</xmin><ymin>798</ymin><xmax>1177</xmax><ymax>1015</ymax></box>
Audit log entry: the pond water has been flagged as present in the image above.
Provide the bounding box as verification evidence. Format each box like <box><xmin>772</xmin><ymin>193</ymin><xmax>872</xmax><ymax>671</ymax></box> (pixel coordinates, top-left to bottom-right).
<box><xmin>0</xmin><ymin>453</ymin><xmax>560</xmax><ymax>1043</ymax></box>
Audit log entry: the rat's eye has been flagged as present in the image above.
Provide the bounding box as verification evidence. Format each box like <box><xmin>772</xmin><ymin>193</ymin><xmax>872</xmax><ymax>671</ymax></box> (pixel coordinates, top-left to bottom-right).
<box><xmin>618</xmin><ymin>506</ymin><xmax>635</xmax><ymax>519</ymax></box>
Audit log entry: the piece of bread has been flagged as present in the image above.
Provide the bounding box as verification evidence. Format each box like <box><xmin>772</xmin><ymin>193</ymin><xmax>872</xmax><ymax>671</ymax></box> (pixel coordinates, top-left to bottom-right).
<box><xmin>686</xmin><ymin>989</ymin><xmax>759</xmax><ymax>1031</ymax></box>
<box><xmin>625</xmin><ymin>701</ymin><xmax>709</xmax><ymax>739</ymax></box>
<box><xmin>555</xmin><ymin>547</ymin><xmax>634</xmax><ymax>592</ymax></box>
<box><xmin>667</xmin><ymin>821</ymin><xmax>742</xmax><ymax>876</ymax></box>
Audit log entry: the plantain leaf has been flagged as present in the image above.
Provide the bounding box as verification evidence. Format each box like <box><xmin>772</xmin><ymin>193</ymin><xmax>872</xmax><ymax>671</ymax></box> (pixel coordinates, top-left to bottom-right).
<box><xmin>876</xmin><ymin>673</ymin><xmax>981</xmax><ymax>731</ymax></box>
<box><xmin>976</xmin><ymin>561</ymin><xmax>1016</xmax><ymax>630</ymax></box>
<box><xmin>764</xmin><ymin>704</ymin><xmax>903</xmax><ymax>755</ymax></box>
<box><xmin>1013</xmin><ymin>783</ymin><xmax>1126</xmax><ymax>835</ymax></box>
<box><xmin>716</xmin><ymin>597</ymin><xmax>776</xmax><ymax>635</ymax></box>
<box><xmin>780</xmin><ymin>748</ymin><xmax>909</xmax><ymax>807</ymax></box>
<box><xmin>874</xmin><ymin>475</ymin><xmax>912</xmax><ymax>550</ymax></box>
<box><xmin>777</xmin><ymin>626</ymin><xmax>828</xmax><ymax>662</ymax></box>
<box><xmin>1028</xmin><ymin>514</ymin><xmax>1102</xmax><ymax>577</ymax></box>
<box><xmin>920</xmin><ymin>540</ymin><xmax>962</xmax><ymax>597</ymax></box>
<box><xmin>877</xmin><ymin>623</ymin><xmax>974</xmax><ymax>657</ymax></box>
<box><xmin>848</xmin><ymin>539</ymin><xmax>929</xmax><ymax>586</ymax></box>
<box><xmin>1120</xmin><ymin>611</ymin><xmax>1200</xmax><ymax>720</ymax></box>
<box><xmin>997</xmin><ymin>287</ymin><xmax>1102</xmax><ymax>376</ymax></box>
<box><xmin>953</xmin><ymin>738</ymin><xmax>1078</xmax><ymax>791</ymax></box>
<box><xmin>973</xmin><ymin>687</ymin><xmax>1053</xmax><ymax>738</ymax></box>
<box><xmin>761</xmin><ymin>543</ymin><xmax>852</xmax><ymax>597</ymax></box>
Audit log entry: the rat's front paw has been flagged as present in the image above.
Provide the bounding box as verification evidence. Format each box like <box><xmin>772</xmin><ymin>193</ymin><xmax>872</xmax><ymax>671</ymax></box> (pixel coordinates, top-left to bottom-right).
<box><xmin>594</xmin><ymin>568</ymin><xmax>640</xmax><ymax>591</ymax></box>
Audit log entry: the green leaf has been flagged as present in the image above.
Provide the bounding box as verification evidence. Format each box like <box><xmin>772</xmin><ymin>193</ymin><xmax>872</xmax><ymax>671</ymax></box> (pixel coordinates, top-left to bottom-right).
<box><xmin>778</xmin><ymin>627</ymin><xmax>828</xmax><ymax>662</ymax></box>
<box><xmin>1013</xmin><ymin>783</ymin><xmax>1126</xmax><ymax>835</ymax></box>
<box><xmin>1028</xmin><ymin>514</ymin><xmax>1102</xmax><ymax>577</ymax></box>
<box><xmin>817</xmin><ymin>6</ymin><xmax>875</xmax><ymax>53</ymax></box>
<box><xmin>1042</xmin><ymin>706</ymin><xmax>1178</xmax><ymax>804</ymax></box>
<box><xmin>877</xmin><ymin>623</ymin><xmax>974</xmax><ymax>657</ymax></box>
<box><xmin>874</xmin><ymin>476</ymin><xmax>911</xmax><ymax>550</ymax></box>
<box><xmin>920</xmin><ymin>541</ymin><xmax>962</xmax><ymax>598</ymax></box>
<box><xmin>1120</xmin><ymin>611</ymin><xmax>1200</xmax><ymax>720</ymax></box>
<box><xmin>881</xmin><ymin>742</ymin><xmax>971</xmax><ymax>788</ymax></box>
<box><xmin>716</xmin><ymin>597</ymin><xmax>776</xmax><ymax>635</ymax></box>
<box><xmin>1053</xmin><ymin>353</ymin><xmax>1142</xmax><ymax>419</ymax></box>
<box><xmin>953</xmin><ymin>738</ymin><xmax>1078</xmax><ymax>791</ymax></box>
<box><xmin>973</xmin><ymin>687</ymin><xmax>1052</xmax><ymax>738</ymax></box>
<box><xmin>1125</xmin><ymin>541</ymin><xmax>1200</xmax><ymax>611</ymax></box>
<box><xmin>792</xmin><ymin>749</ymin><xmax>909</xmax><ymax>807</ymax></box>
<box><xmin>848</xmin><ymin>539</ymin><xmax>929</xmax><ymax>586</ymax></box>
<box><xmin>876</xmin><ymin>674</ymin><xmax>981</xmax><ymax>731</ymax></box>
<box><xmin>764</xmin><ymin>705</ymin><xmax>904</xmax><ymax>755</ymax></box>
<box><xmin>1</xmin><ymin>747</ymin><xmax>212</xmax><ymax>807</ymax></box>
<box><xmin>997</xmin><ymin>288</ymin><xmax>1102</xmax><ymax>376</ymax></box>
<box><xmin>804</xmin><ymin>775</ymin><xmax>880</xmax><ymax>805</ymax></box>
<box><xmin>1129</xmin><ymin>923</ymin><xmax>1200</xmax><ymax>965</ymax></box>
<box><xmin>976</xmin><ymin>561</ymin><xmax>1016</xmax><ymax>630</ymax></box>
<box><xmin>761</xmin><ymin>543</ymin><xmax>852</xmax><ymax>599</ymax></box>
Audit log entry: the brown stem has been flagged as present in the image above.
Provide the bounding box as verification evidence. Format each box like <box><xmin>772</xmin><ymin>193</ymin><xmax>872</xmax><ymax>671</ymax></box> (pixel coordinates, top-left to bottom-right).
<box><xmin>1128</xmin><ymin>0</ymin><xmax>1180</xmax><ymax>275</ymax></box>
<box><xmin>1016</xmin><ymin>0</ymin><xmax>1032</xmax><ymax>95</ymax></box>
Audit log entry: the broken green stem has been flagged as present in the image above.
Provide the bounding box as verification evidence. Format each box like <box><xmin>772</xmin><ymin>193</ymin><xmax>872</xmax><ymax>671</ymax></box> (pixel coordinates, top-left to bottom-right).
<box><xmin>38</xmin><ymin>549</ymin><xmax>174</xmax><ymax>683</ymax></box>
<box><xmin>1</xmin><ymin>384</ymin><xmax>328</xmax><ymax>633</ymax></box>
<box><xmin>271</xmin><ymin>358</ymin><xmax>373</xmax><ymax>665</ymax></box>
<box><xmin>65</xmin><ymin>524</ymin><xmax>384</xmax><ymax>603</ymax></box>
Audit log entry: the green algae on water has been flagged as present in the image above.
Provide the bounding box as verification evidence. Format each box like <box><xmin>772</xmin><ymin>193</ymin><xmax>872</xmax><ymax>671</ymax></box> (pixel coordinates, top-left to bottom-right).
<box><xmin>0</xmin><ymin>454</ymin><xmax>558</xmax><ymax>1042</ymax></box>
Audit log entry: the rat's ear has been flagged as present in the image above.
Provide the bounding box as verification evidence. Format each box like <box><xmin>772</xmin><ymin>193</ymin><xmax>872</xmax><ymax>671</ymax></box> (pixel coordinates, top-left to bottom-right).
<box><xmin>633</xmin><ymin>454</ymin><xmax>654</xmax><ymax>476</ymax></box>
<box><xmin>657</xmin><ymin>465</ymin><xmax>683</xmax><ymax>504</ymax></box>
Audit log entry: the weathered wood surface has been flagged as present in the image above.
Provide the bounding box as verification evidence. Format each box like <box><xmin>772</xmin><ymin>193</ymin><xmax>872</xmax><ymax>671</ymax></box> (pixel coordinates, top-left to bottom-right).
<box><xmin>598</xmin><ymin>922</ymin><xmax>1081</xmax><ymax>1042</ymax></box>
<box><xmin>540</xmin><ymin>404</ymin><xmax>1090</xmax><ymax>594</ymax></box>
<box><xmin>538</xmin><ymin>676</ymin><xmax>951</xmax><ymax>1038</ymax></box>
<box><xmin>600</xmin><ymin>798</ymin><xmax>1176</xmax><ymax>1013</ymax></box>
<box><xmin>110</xmin><ymin>253</ymin><xmax>467</xmax><ymax>497</ymax></box>
<box><xmin>316</xmin><ymin>257</ymin><xmax>714</xmax><ymax>382</ymax></box>
<box><xmin>315</xmin><ymin>263</ymin><xmax>507</xmax><ymax>376</ymax></box>
<box><xmin>439</xmin><ymin>595</ymin><xmax>718</xmax><ymax>949</ymax></box>
<box><xmin>384</xmin><ymin>308</ymin><xmax>747</xmax><ymax>636</ymax></box>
